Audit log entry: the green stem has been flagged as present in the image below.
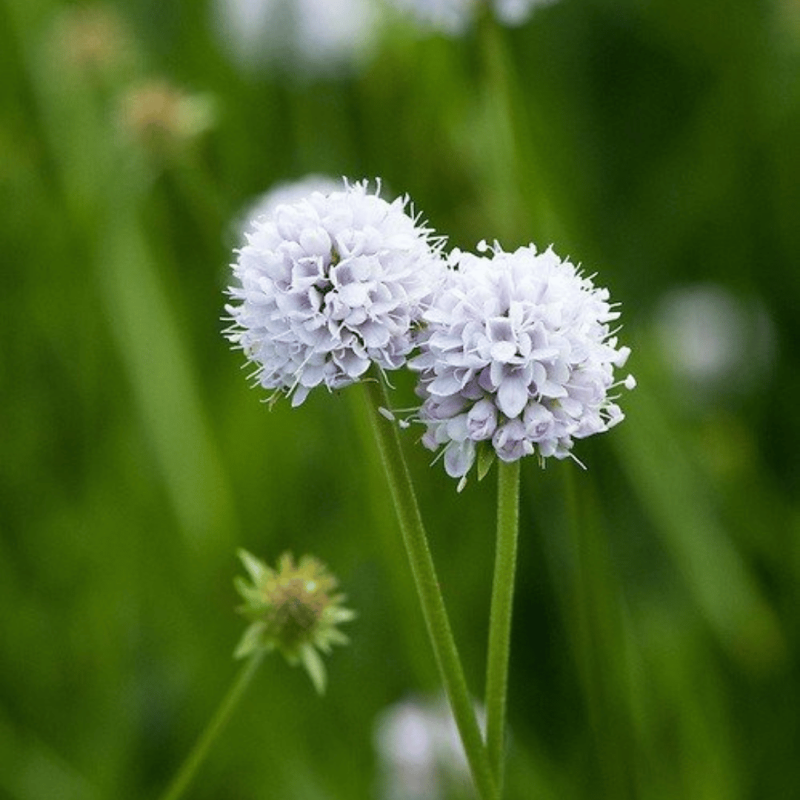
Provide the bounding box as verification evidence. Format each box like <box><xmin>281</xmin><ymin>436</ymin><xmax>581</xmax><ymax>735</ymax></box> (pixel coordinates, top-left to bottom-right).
<box><xmin>160</xmin><ymin>651</ymin><xmax>265</xmax><ymax>800</ymax></box>
<box><xmin>361</xmin><ymin>378</ymin><xmax>497</xmax><ymax>800</ymax></box>
<box><xmin>485</xmin><ymin>460</ymin><xmax>521</xmax><ymax>793</ymax></box>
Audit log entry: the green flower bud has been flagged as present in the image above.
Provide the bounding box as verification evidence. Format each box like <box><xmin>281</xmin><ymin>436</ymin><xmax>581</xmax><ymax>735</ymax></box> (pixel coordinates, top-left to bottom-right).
<box><xmin>233</xmin><ymin>549</ymin><xmax>355</xmax><ymax>694</ymax></box>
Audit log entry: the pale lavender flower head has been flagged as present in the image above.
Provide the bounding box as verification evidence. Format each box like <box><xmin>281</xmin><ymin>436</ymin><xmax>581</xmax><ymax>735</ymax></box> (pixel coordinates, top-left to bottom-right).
<box><xmin>225</xmin><ymin>180</ymin><xmax>445</xmax><ymax>406</ymax></box>
<box><xmin>410</xmin><ymin>241</ymin><xmax>634</xmax><ymax>484</ymax></box>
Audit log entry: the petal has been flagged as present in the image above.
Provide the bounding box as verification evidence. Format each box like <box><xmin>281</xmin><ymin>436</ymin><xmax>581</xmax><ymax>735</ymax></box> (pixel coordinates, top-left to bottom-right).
<box><xmin>490</xmin><ymin>341</ymin><xmax>517</xmax><ymax>362</ymax></box>
<box><xmin>299</xmin><ymin>226</ymin><xmax>332</xmax><ymax>258</ymax></box>
<box><xmin>486</xmin><ymin>316</ymin><xmax>514</xmax><ymax>344</ymax></box>
<box><xmin>444</xmin><ymin>440</ymin><xmax>476</xmax><ymax>479</ymax></box>
<box><xmin>360</xmin><ymin>320</ymin><xmax>391</xmax><ymax>348</ymax></box>
<box><xmin>496</xmin><ymin>373</ymin><xmax>529</xmax><ymax>418</ymax></box>
<box><xmin>338</xmin><ymin>282</ymin><xmax>370</xmax><ymax>308</ymax></box>
<box><xmin>445</xmin><ymin>414</ymin><xmax>470</xmax><ymax>442</ymax></box>
<box><xmin>428</xmin><ymin>369</ymin><xmax>466</xmax><ymax>397</ymax></box>
<box><xmin>334</xmin><ymin>349</ymin><xmax>370</xmax><ymax>378</ymax></box>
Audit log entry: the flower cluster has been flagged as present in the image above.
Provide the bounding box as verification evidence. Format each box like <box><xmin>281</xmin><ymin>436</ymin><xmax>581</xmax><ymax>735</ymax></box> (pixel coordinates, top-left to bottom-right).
<box><xmin>234</xmin><ymin>549</ymin><xmax>355</xmax><ymax>693</ymax></box>
<box><xmin>225</xmin><ymin>179</ymin><xmax>634</xmax><ymax>485</ymax></box>
<box><xmin>225</xmin><ymin>180</ymin><xmax>445</xmax><ymax>406</ymax></box>
<box><xmin>410</xmin><ymin>242</ymin><xmax>634</xmax><ymax>484</ymax></box>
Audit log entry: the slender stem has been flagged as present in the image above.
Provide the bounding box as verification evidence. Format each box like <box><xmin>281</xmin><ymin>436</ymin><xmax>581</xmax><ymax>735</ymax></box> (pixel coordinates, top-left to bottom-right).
<box><xmin>362</xmin><ymin>378</ymin><xmax>498</xmax><ymax>800</ymax></box>
<box><xmin>485</xmin><ymin>460</ymin><xmax>521</xmax><ymax>792</ymax></box>
<box><xmin>160</xmin><ymin>651</ymin><xmax>266</xmax><ymax>800</ymax></box>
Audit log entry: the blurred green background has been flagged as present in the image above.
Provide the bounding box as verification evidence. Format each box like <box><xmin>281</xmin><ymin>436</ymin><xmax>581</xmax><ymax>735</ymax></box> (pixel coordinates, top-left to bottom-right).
<box><xmin>2</xmin><ymin>0</ymin><xmax>799</xmax><ymax>797</ymax></box>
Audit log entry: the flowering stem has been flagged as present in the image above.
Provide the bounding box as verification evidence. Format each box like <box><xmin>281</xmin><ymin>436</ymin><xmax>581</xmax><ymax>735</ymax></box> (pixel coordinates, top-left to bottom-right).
<box><xmin>362</xmin><ymin>377</ymin><xmax>498</xmax><ymax>800</ymax></box>
<box><xmin>485</xmin><ymin>459</ymin><xmax>520</xmax><ymax>793</ymax></box>
<box><xmin>159</xmin><ymin>650</ymin><xmax>265</xmax><ymax>800</ymax></box>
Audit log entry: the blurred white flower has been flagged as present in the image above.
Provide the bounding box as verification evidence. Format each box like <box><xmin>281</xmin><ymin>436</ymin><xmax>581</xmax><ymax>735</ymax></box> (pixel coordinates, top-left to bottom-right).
<box><xmin>410</xmin><ymin>241</ymin><xmax>633</xmax><ymax>484</ymax></box>
<box><xmin>386</xmin><ymin>0</ymin><xmax>557</xmax><ymax>35</ymax></box>
<box><xmin>212</xmin><ymin>0</ymin><xmax>380</xmax><ymax>75</ymax></box>
<box><xmin>387</xmin><ymin>0</ymin><xmax>472</xmax><ymax>35</ymax></box>
<box><xmin>495</xmin><ymin>0</ymin><xmax>558</xmax><ymax>25</ymax></box>
<box><xmin>225</xmin><ymin>180</ymin><xmax>446</xmax><ymax>406</ymax></box>
<box><xmin>373</xmin><ymin>695</ymin><xmax>478</xmax><ymax>800</ymax></box>
<box><xmin>654</xmin><ymin>284</ymin><xmax>776</xmax><ymax>401</ymax></box>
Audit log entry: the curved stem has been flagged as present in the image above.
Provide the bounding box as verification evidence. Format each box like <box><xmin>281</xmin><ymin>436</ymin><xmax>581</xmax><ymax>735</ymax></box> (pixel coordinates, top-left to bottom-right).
<box><xmin>361</xmin><ymin>378</ymin><xmax>497</xmax><ymax>800</ymax></box>
<box><xmin>160</xmin><ymin>651</ymin><xmax>265</xmax><ymax>800</ymax></box>
<box><xmin>485</xmin><ymin>460</ymin><xmax>521</xmax><ymax>792</ymax></box>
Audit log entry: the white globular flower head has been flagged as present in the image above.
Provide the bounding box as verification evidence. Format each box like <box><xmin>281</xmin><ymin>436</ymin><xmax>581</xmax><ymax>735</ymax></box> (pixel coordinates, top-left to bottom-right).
<box><xmin>410</xmin><ymin>241</ymin><xmax>634</xmax><ymax>485</ymax></box>
<box><xmin>225</xmin><ymin>180</ymin><xmax>446</xmax><ymax>406</ymax></box>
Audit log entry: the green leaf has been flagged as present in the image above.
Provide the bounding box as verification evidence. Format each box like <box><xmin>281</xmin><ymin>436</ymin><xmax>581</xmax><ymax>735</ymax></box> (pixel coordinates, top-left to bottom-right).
<box><xmin>477</xmin><ymin>443</ymin><xmax>496</xmax><ymax>482</ymax></box>
<box><xmin>237</xmin><ymin>548</ymin><xmax>270</xmax><ymax>585</ymax></box>
<box><xmin>328</xmin><ymin>607</ymin><xmax>357</xmax><ymax>623</ymax></box>
<box><xmin>233</xmin><ymin>576</ymin><xmax>266</xmax><ymax>608</ymax></box>
<box><xmin>233</xmin><ymin>621</ymin><xmax>268</xmax><ymax>660</ymax></box>
<box><xmin>299</xmin><ymin>644</ymin><xmax>327</xmax><ymax>695</ymax></box>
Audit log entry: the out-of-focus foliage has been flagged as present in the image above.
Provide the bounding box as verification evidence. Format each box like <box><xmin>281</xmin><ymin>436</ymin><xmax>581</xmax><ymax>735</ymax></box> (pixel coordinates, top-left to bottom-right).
<box><xmin>1</xmin><ymin>0</ymin><xmax>798</xmax><ymax>798</ymax></box>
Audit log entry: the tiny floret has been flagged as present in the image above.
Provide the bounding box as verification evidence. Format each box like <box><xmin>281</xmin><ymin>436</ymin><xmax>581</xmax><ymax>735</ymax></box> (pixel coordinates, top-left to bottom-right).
<box><xmin>234</xmin><ymin>549</ymin><xmax>355</xmax><ymax>693</ymax></box>
<box><xmin>410</xmin><ymin>242</ymin><xmax>634</xmax><ymax>485</ymax></box>
<box><xmin>225</xmin><ymin>180</ymin><xmax>445</xmax><ymax>406</ymax></box>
